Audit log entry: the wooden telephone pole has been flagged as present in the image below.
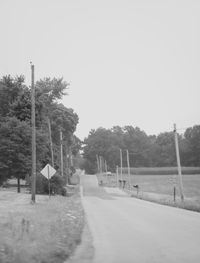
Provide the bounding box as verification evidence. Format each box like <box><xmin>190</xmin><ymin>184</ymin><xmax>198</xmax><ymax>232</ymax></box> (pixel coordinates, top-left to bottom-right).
<box><xmin>120</xmin><ymin>149</ymin><xmax>123</xmax><ymax>180</ymax></box>
<box><xmin>65</xmin><ymin>143</ymin><xmax>69</xmax><ymax>184</ymax></box>
<box><xmin>174</xmin><ymin>124</ymin><xmax>184</xmax><ymax>201</ymax></box>
<box><xmin>99</xmin><ymin>156</ymin><xmax>102</xmax><ymax>174</ymax></box>
<box><xmin>60</xmin><ymin>129</ymin><xmax>64</xmax><ymax>177</ymax></box>
<box><xmin>126</xmin><ymin>149</ymin><xmax>131</xmax><ymax>186</ymax></box>
<box><xmin>105</xmin><ymin>159</ymin><xmax>108</xmax><ymax>182</ymax></box>
<box><xmin>116</xmin><ymin>166</ymin><xmax>119</xmax><ymax>187</ymax></box>
<box><xmin>96</xmin><ymin>154</ymin><xmax>100</xmax><ymax>173</ymax></box>
<box><xmin>31</xmin><ymin>63</ymin><xmax>36</xmax><ymax>203</ymax></box>
<box><xmin>47</xmin><ymin>117</ymin><xmax>54</xmax><ymax>167</ymax></box>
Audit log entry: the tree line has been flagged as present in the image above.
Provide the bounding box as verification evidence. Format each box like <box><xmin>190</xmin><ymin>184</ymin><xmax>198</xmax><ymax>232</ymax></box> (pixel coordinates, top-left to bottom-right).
<box><xmin>82</xmin><ymin>125</ymin><xmax>200</xmax><ymax>174</ymax></box>
<box><xmin>0</xmin><ymin>75</ymin><xmax>81</xmax><ymax>189</ymax></box>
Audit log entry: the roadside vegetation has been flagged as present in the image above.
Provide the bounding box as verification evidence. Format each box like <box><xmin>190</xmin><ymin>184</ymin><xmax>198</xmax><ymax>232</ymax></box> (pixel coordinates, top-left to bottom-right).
<box><xmin>0</xmin><ymin>74</ymin><xmax>84</xmax><ymax>262</ymax></box>
<box><xmin>0</xmin><ymin>185</ymin><xmax>84</xmax><ymax>263</ymax></box>
<box><xmin>0</xmin><ymin>75</ymin><xmax>82</xmax><ymax>190</ymax></box>
<box><xmin>97</xmin><ymin>172</ymin><xmax>200</xmax><ymax>212</ymax></box>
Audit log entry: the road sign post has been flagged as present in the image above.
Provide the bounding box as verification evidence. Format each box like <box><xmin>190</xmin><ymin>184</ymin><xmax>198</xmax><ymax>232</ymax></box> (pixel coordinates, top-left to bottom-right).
<box><xmin>41</xmin><ymin>164</ymin><xmax>56</xmax><ymax>198</ymax></box>
<box><xmin>48</xmin><ymin>164</ymin><xmax>50</xmax><ymax>197</ymax></box>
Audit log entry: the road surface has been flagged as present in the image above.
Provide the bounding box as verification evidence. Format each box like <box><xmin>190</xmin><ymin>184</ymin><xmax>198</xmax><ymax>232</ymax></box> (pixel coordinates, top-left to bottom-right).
<box><xmin>79</xmin><ymin>174</ymin><xmax>200</xmax><ymax>263</ymax></box>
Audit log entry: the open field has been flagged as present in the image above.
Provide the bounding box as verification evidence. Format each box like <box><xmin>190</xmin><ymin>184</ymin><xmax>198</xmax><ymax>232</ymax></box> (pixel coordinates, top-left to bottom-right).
<box><xmin>0</xmin><ymin>188</ymin><xmax>84</xmax><ymax>263</ymax></box>
<box><xmin>122</xmin><ymin>166</ymin><xmax>200</xmax><ymax>175</ymax></box>
<box><xmin>97</xmin><ymin>172</ymin><xmax>200</xmax><ymax>212</ymax></box>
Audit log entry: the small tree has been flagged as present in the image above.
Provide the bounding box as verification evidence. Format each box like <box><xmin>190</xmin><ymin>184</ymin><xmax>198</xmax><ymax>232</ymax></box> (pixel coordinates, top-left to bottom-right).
<box><xmin>0</xmin><ymin>117</ymin><xmax>31</xmax><ymax>192</ymax></box>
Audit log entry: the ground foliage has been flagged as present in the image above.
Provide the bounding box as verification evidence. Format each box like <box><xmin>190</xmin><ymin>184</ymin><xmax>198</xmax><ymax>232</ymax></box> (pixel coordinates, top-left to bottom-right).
<box><xmin>0</xmin><ymin>190</ymin><xmax>84</xmax><ymax>263</ymax></box>
<box><xmin>0</xmin><ymin>75</ymin><xmax>80</xmax><ymax>187</ymax></box>
<box><xmin>97</xmin><ymin>173</ymin><xmax>200</xmax><ymax>212</ymax></box>
<box><xmin>83</xmin><ymin>125</ymin><xmax>200</xmax><ymax>173</ymax></box>
<box><xmin>36</xmin><ymin>174</ymin><xmax>67</xmax><ymax>196</ymax></box>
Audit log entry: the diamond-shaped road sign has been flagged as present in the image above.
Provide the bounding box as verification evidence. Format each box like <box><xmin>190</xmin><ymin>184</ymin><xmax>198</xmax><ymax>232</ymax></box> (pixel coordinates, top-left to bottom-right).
<box><xmin>40</xmin><ymin>164</ymin><xmax>56</xmax><ymax>179</ymax></box>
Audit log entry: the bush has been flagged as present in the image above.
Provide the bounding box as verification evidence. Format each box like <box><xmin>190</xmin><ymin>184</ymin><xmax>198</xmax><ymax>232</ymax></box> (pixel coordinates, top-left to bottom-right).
<box><xmin>50</xmin><ymin>175</ymin><xmax>66</xmax><ymax>195</ymax></box>
<box><xmin>36</xmin><ymin>174</ymin><xmax>67</xmax><ymax>196</ymax></box>
<box><xmin>0</xmin><ymin>172</ymin><xmax>8</xmax><ymax>186</ymax></box>
<box><xmin>80</xmin><ymin>159</ymin><xmax>96</xmax><ymax>174</ymax></box>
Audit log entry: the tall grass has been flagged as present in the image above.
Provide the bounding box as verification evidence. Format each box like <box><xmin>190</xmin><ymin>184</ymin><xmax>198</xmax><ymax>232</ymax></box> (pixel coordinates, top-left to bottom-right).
<box><xmin>97</xmin><ymin>172</ymin><xmax>200</xmax><ymax>212</ymax></box>
<box><xmin>0</xmin><ymin>192</ymin><xmax>84</xmax><ymax>263</ymax></box>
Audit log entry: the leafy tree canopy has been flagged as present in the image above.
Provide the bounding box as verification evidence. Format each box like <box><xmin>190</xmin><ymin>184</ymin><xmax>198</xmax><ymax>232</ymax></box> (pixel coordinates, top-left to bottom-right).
<box><xmin>0</xmin><ymin>75</ymin><xmax>80</xmax><ymax>187</ymax></box>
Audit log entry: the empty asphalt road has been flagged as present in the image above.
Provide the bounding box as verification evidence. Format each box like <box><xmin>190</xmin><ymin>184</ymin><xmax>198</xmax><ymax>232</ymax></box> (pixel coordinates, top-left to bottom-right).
<box><xmin>80</xmin><ymin>174</ymin><xmax>200</xmax><ymax>263</ymax></box>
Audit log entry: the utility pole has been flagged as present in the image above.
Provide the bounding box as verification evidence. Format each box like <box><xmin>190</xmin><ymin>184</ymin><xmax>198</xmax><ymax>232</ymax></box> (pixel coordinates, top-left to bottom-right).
<box><xmin>100</xmin><ymin>156</ymin><xmax>103</xmax><ymax>174</ymax></box>
<box><xmin>31</xmin><ymin>63</ymin><xmax>36</xmax><ymax>203</ymax></box>
<box><xmin>70</xmin><ymin>147</ymin><xmax>73</xmax><ymax>166</ymax></box>
<box><xmin>96</xmin><ymin>154</ymin><xmax>100</xmax><ymax>173</ymax></box>
<box><xmin>126</xmin><ymin>149</ymin><xmax>131</xmax><ymax>186</ymax></box>
<box><xmin>116</xmin><ymin>166</ymin><xmax>119</xmax><ymax>187</ymax></box>
<box><xmin>47</xmin><ymin>117</ymin><xmax>54</xmax><ymax>167</ymax></box>
<box><xmin>101</xmin><ymin>156</ymin><xmax>104</xmax><ymax>173</ymax></box>
<box><xmin>174</xmin><ymin>124</ymin><xmax>184</xmax><ymax>201</ymax></box>
<box><xmin>60</xmin><ymin>129</ymin><xmax>64</xmax><ymax>177</ymax></box>
<box><xmin>105</xmin><ymin>159</ymin><xmax>108</xmax><ymax>183</ymax></box>
<box><xmin>99</xmin><ymin>156</ymin><xmax>101</xmax><ymax>173</ymax></box>
<box><xmin>120</xmin><ymin>149</ymin><xmax>123</xmax><ymax>180</ymax></box>
<box><xmin>105</xmin><ymin>160</ymin><xmax>107</xmax><ymax>173</ymax></box>
<box><xmin>65</xmin><ymin>143</ymin><xmax>69</xmax><ymax>184</ymax></box>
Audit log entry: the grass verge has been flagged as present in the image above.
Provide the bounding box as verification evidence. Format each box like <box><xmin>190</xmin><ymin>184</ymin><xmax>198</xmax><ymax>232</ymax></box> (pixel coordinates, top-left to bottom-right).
<box><xmin>97</xmin><ymin>173</ymin><xmax>200</xmax><ymax>213</ymax></box>
<box><xmin>0</xmin><ymin>187</ymin><xmax>84</xmax><ymax>263</ymax></box>
<box><xmin>128</xmin><ymin>189</ymin><xmax>200</xmax><ymax>213</ymax></box>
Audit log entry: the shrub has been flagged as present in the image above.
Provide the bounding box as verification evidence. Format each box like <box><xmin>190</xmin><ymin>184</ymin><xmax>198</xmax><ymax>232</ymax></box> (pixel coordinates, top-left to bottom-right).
<box><xmin>0</xmin><ymin>172</ymin><xmax>8</xmax><ymax>186</ymax></box>
<box><xmin>50</xmin><ymin>175</ymin><xmax>66</xmax><ymax>195</ymax></box>
<box><xmin>36</xmin><ymin>174</ymin><xmax>66</xmax><ymax>196</ymax></box>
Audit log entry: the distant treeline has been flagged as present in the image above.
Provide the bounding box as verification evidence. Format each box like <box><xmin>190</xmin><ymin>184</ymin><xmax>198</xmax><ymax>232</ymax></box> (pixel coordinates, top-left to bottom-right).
<box><xmin>82</xmin><ymin>126</ymin><xmax>200</xmax><ymax>174</ymax></box>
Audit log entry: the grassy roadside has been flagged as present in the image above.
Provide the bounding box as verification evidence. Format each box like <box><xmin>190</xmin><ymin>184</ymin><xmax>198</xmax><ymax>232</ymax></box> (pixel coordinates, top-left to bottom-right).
<box><xmin>128</xmin><ymin>189</ymin><xmax>200</xmax><ymax>213</ymax></box>
<box><xmin>0</xmin><ymin>187</ymin><xmax>84</xmax><ymax>263</ymax></box>
<box><xmin>97</xmin><ymin>173</ymin><xmax>200</xmax><ymax>213</ymax></box>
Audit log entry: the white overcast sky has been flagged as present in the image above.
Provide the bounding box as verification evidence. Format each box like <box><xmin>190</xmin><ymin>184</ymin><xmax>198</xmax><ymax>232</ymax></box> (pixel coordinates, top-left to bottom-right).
<box><xmin>0</xmin><ymin>0</ymin><xmax>199</xmax><ymax>140</ymax></box>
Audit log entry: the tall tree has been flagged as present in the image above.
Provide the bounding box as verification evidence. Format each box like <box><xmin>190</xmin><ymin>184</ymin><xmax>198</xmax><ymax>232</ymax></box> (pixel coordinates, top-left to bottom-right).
<box><xmin>0</xmin><ymin>117</ymin><xmax>31</xmax><ymax>192</ymax></box>
<box><xmin>183</xmin><ymin>126</ymin><xmax>200</xmax><ymax>166</ymax></box>
<box><xmin>0</xmin><ymin>75</ymin><xmax>26</xmax><ymax>118</ymax></box>
<box><xmin>0</xmin><ymin>75</ymin><xmax>79</xmax><ymax>188</ymax></box>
